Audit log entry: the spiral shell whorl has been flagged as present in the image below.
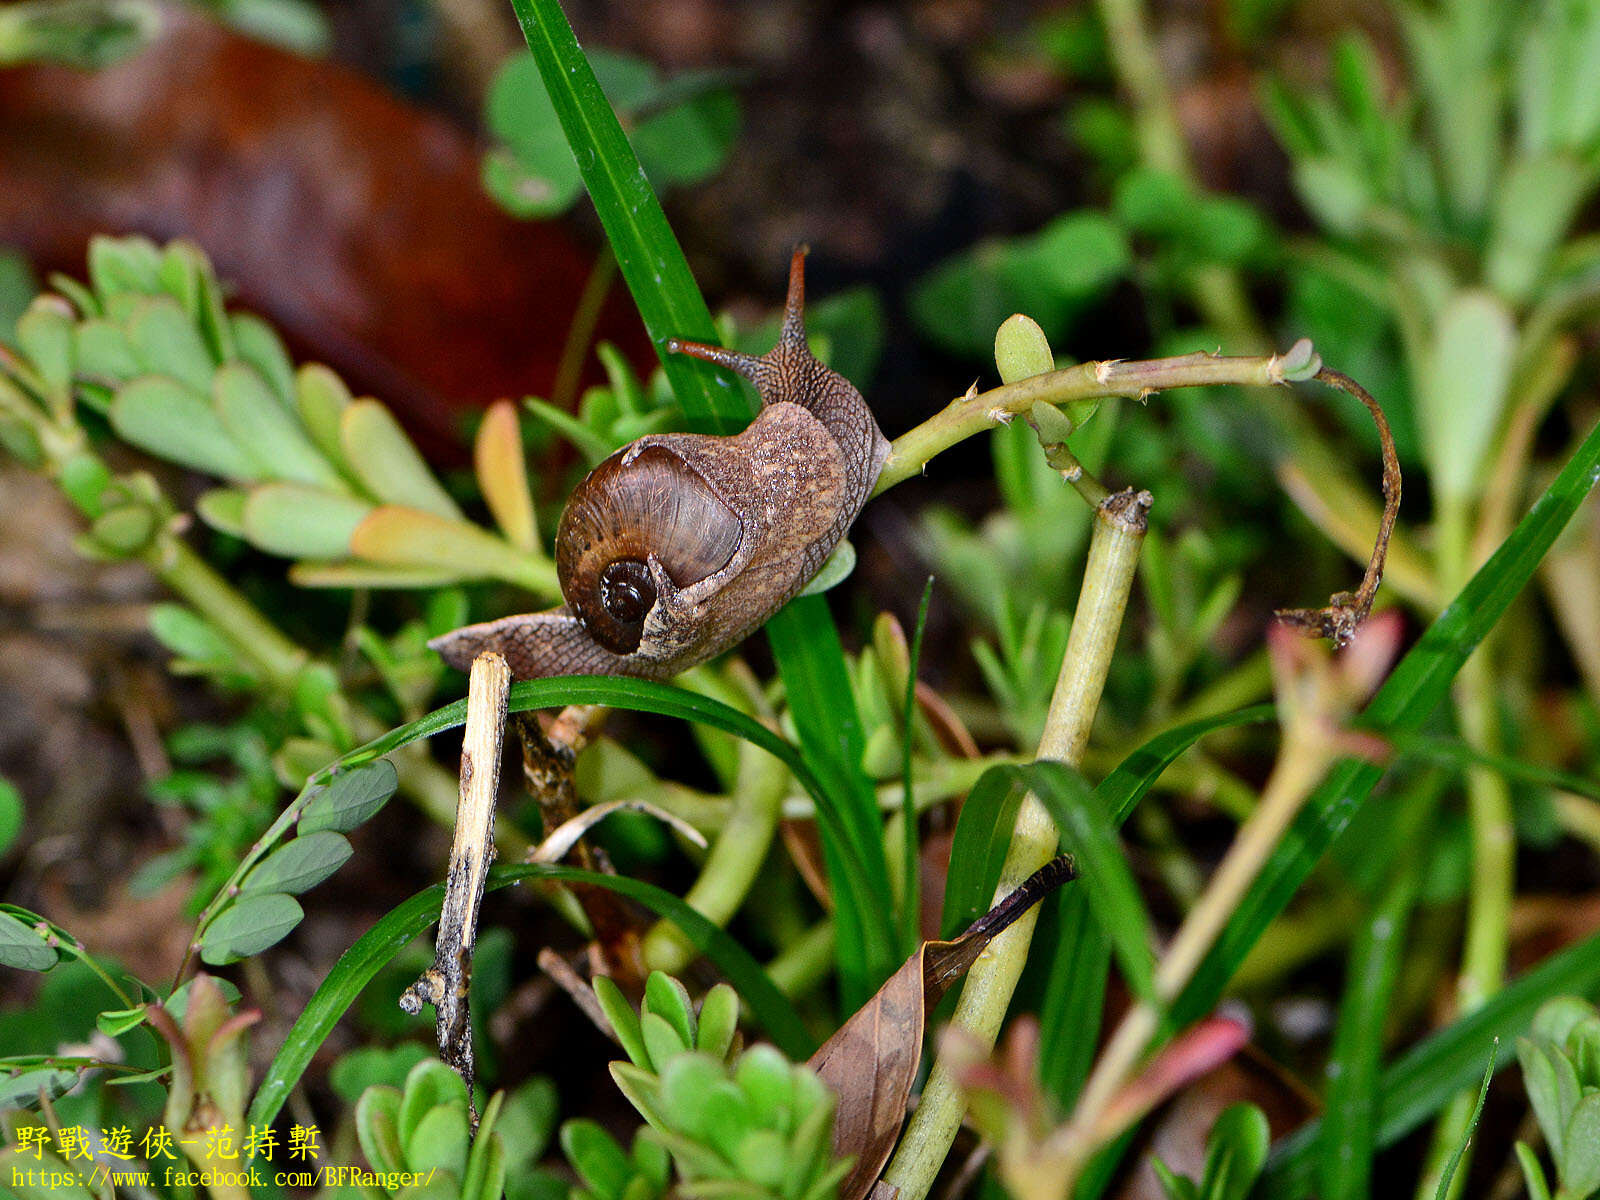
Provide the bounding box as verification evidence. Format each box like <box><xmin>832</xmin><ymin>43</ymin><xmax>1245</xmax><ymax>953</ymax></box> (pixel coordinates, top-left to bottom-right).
<box><xmin>556</xmin><ymin>446</ymin><xmax>743</xmax><ymax>654</ymax></box>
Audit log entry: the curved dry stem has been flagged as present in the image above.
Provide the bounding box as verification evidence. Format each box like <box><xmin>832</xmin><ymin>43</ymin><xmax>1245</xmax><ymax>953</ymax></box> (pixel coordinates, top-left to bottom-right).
<box><xmin>877</xmin><ymin>351</ymin><xmax>1402</xmax><ymax>647</ymax></box>
<box><xmin>1273</xmin><ymin>368</ymin><xmax>1402</xmax><ymax>647</ymax></box>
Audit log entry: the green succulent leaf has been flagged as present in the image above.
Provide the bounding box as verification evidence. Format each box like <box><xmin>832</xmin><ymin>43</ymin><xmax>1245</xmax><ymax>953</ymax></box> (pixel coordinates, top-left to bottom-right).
<box><xmin>563</xmin><ymin>1119</ymin><xmax>635</xmax><ymax>1200</ymax></box>
<box><xmin>340</xmin><ymin>399</ymin><xmax>463</xmax><ymax>520</ymax></box>
<box><xmin>406</xmin><ymin>1100</ymin><xmax>471</xmax><ymax>1179</ymax></box>
<box><xmin>127</xmin><ymin>295</ymin><xmax>216</xmax><ymax>393</ymax></box>
<box><xmin>642</xmin><ymin>1010</ymin><xmax>692</xmax><ymax>1074</ymax></box>
<box><xmin>1561</xmin><ymin>1093</ymin><xmax>1600</xmax><ymax>1197</ymax></box>
<box><xmin>111</xmin><ymin>374</ymin><xmax>260</xmax><ymax>480</ymax></box>
<box><xmin>213</xmin><ymin>364</ymin><xmax>345</xmax><ymax>489</ymax></box>
<box><xmin>696</xmin><ymin>983</ymin><xmax>740</xmax><ymax>1062</ymax></box>
<box><xmin>596</xmin><ymin>973</ymin><xmax>653</xmax><ymax>1070</ymax></box>
<box><xmin>355</xmin><ymin>1084</ymin><xmax>405</xmax><ymax>1175</ymax></box>
<box><xmin>242</xmin><ymin>482</ymin><xmax>373</xmax><ymax>559</ymax></box>
<box><xmin>230</xmin><ymin>311</ymin><xmax>296</xmax><ymax>405</ymax></box>
<box><xmin>400</xmin><ymin>1059</ymin><xmax>471</xmax><ymax>1147</ymax></box>
<box><xmin>646</xmin><ymin>971</ymin><xmax>697</xmax><ymax>1047</ymax></box>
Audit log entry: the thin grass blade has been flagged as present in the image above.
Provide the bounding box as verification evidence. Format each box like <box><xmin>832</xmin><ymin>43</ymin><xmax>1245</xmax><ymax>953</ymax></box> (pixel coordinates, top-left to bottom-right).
<box><xmin>247</xmin><ymin>862</ymin><xmax>812</xmax><ymax>1132</ymax></box>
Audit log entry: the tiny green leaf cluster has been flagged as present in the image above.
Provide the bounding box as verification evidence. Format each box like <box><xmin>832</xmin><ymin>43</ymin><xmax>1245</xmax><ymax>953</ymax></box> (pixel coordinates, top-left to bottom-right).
<box><xmin>591</xmin><ymin>972</ymin><xmax>849</xmax><ymax>1200</ymax></box>
<box><xmin>354</xmin><ymin>1058</ymin><xmax>557</xmax><ymax>1200</ymax></box>
<box><xmin>1516</xmin><ymin>997</ymin><xmax>1600</xmax><ymax>1200</ymax></box>
<box><xmin>196</xmin><ymin>758</ymin><xmax>397</xmax><ymax>964</ymax></box>
<box><xmin>523</xmin><ymin>342</ymin><xmax>683</xmax><ymax>467</ymax></box>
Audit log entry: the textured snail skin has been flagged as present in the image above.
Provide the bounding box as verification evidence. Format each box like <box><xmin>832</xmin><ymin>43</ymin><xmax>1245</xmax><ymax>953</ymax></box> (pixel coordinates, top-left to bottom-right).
<box><xmin>429</xmin><ymin>249</ymin><xmax>890</xmax><ymax>681</ymax></box>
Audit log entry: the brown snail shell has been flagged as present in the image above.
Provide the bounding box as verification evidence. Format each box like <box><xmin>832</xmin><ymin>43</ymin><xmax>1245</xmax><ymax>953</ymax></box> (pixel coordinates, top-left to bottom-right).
<box><xmin>555</xmin><ymin>445</ymin><xmax>743</xmax><ymax>654</ymax></box>
<box><xmin>430</xmin><ymin>247</ymin><xmax>889</xmax><ymax>681</ymax></box>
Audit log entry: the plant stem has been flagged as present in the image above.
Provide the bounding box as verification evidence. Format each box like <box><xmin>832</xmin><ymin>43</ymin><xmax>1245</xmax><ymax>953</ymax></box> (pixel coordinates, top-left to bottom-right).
<box><xmin>1092</xmin><ymin>0</ymin><xmax>1268</xmax><ymax>354</ymax></box>
<box><xmin>1064</xmin><ymin>729</ymin><xmax>1332</xmax><ymax>1168</ymax></box>
<box><xmin>766</xmin><ymin>919</ymin><xmax>837</xmax><ymax>999</ymax></box>
<box><xmin>640</xmin><ymin>743</ymin><xmax>788</xmax><ymax>973</ymax></box>
<box><xmin>1093</xmin><ymin>0</ymin><xmax>1189</xmax><ymax>179</ymax></box>
<box><xmin>551</xmin><ymin>246</ymin><xmax>617</xmax><ymax>415</ymax></box>
<box><xmin>143</xmin><ymin>535</ymin><xmax>308</xmax><ymax>688</ymax></box>
<box><xmin>874</xmin><ymin>352</ymin><xmax>1290</xmax><ymax>496</ymax></box>
<box><xmin>882</xmin><ymin>488</ymin><xmax>1149</xmax><ymax>1200</ymax></box>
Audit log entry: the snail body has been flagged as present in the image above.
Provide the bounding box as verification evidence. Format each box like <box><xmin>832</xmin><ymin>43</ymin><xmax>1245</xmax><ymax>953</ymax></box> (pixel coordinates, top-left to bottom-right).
<box><xmin>430</xmin><ymin>249</ymin><xmax>889</xmax><ymax>681</ymax></box>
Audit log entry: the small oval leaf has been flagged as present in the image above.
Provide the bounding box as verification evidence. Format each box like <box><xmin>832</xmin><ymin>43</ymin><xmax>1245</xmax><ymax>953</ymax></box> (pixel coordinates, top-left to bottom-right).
<box><xmin>0</xmin><ymin>909</ymin><xmax>57</xmax><ymax>971</ymax></box>
<box><xmin>199</xmin><ymin>892</ymin><xmax>304</xmax><ymax>963</ymax></box>
<box><xmin>241</xmin><ymin>830</ymin><xmax>353</xmax><ymax>896</ymax></box>
<box><xmin>299</xmin><ymin>759</ymin><xmax>399</xmax><ymax>834</ymax></box>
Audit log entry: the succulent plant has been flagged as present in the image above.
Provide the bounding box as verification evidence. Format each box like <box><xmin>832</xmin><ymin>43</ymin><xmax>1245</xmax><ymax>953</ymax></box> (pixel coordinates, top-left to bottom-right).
<box><xmin>591</xmin><ymin>972</ymin><xmax>850</xmax><ymax>1200</ymax></box>
<box><xmin>1516</xmin><ymin>996</ymin><xmax>1600</xmax><ymax>1200</ymax></box>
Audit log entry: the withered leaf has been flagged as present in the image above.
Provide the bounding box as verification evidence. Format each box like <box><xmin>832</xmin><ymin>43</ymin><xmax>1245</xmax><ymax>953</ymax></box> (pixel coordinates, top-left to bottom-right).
<box><xmin>809</xmin><ymin>856</ymin><xmax>1075</xmax><ymax>1200</ymax></box>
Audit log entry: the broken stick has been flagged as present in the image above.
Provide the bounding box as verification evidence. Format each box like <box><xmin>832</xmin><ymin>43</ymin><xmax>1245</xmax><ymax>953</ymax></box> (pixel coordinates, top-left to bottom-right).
<box><xmin>399</xmin><ymin>650</ymin><xmax>510</xmax><ymax>1123</ymax></box>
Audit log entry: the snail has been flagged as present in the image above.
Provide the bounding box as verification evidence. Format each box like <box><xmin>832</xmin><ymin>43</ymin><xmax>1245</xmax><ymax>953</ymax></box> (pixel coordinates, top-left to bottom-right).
<box><xmin>429</xmin><ymin>248</ymin><xmax>890</xmax><ymax>681</ymax></box>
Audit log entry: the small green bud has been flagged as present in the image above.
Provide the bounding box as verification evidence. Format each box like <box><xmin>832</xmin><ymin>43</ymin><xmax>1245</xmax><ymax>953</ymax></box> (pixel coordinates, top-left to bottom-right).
<box><xmin>645</xmin><ymin>971</ymin><xmax>697</xmax><ymax>1048</ymax></box>
<box><xmin>994</xmin><ymin>313</ymin><xmax>1054</xmax><ymax>384</ymax></box>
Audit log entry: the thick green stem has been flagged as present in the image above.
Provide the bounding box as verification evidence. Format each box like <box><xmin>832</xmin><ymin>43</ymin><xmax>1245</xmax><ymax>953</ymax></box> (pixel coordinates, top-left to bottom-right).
<box><xmin>640</xmin><ymin>744</ymin><xmax>788</xmax><ymax>972</ymax></box>
<box><xmin>882</xmin><ymin>489</ymin><xmax>1149</xmax><ymax>1200</ymax></box>
<box><xmin>143</xmin><ymin>535</ymin><xmax>308</xmax><ymax>687</ymax></box>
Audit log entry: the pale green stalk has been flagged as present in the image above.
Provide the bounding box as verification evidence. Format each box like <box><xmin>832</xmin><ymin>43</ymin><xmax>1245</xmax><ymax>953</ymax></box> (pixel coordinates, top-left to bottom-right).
<box><xmin>883</xmin><ymin>488</ymin><xmax>1149</xmax><ymax>1200</ymax></box>
<box><xmin>874</xmin><ymin>352</ymin><xmax>1292</xmax><ymax>496</ymax></box>
<box><xmin>640</xmin><ymin>744</ymin><xmax>789</xmax><ymax>972</ymax></box>
<box><xmin>1062</xmin><ymin>735</ymin><xmax>1332</xmax><ymax>1167</ymax></box>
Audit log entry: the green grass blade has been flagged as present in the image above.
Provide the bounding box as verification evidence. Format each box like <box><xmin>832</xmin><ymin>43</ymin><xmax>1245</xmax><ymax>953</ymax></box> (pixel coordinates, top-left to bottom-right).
<box><xmin>247</xmin><ymin>862</ymin><xmax>812</xmax><ymax>1131</ymax></box>
<box><xmin>1394</xmin><ymin>733</ymin><xmax>1600</xmax><ymax>802</ymax></box>
<box><xmin>1318</xmin><ymin>854</ymin><xmax>1422</xmax><ymax>1200</ymax></box>
<box><xmin>505</xmin><ymin>0</ymin><xmax>895</xmax><ymax>1007</ymax></box>
<box><xmin>901</xmin><ymin>578</ymin><xmax>935</xmax><ymax>954</ymax></box>
<box><xmin>339</xmin><ymin>674</ymin><xmax>886</xmax><ymax>956</ymax></box>
<box><xmin>1433</xmin><ymin>1049</ymin><xmax>1496</xmax><ymax>1200</ymax></box>
<box><xmin>766</xmin><ymin>611</ymin><xmax>896</xmax><ymax>1010</ymax></box>
<box><xmin>940</xmin><ymin>770</ymin><xmax>1026</xmax><ymax>939</ymax></box>
<box><xmin>1024</xmin><ymin>762</ymin><xmax>1158</xmax><ymax>1006</ymax></box>
<box><xmin>1264</xmin><ymin>925</ymin><xmax>1600</xmax><ymax>1196</ymax></box>
<box><xmin>506</xmin><ymin>0</ymin><xmax>738</xmax><ymax>431</ymax></box>
<box><xmin>1173</xmin><ymin>416</ymin><xmax>1600</xmax><ymax>1029</ymax></box>
<box><xmin>1036</xmin><ymin>892</ymin><xmax>1109</xmax><ymax>1107</ymax></box>
<box><xmin>1097</xmin><ymin>706</ymin><xmax>1276</xmax><ymax>824</ymax></box>
<box><xmin>1035</xmin><ymin>704</ymin><xmax>1274</xmax><ymax>1106</ymax></box>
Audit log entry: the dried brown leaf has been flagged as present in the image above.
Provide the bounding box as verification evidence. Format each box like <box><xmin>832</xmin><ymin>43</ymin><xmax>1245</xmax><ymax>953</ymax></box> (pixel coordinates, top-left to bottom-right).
<box><xmin>809</xmin><ymin>857</ymin><xmax>1075</xmax><ymax>1200</ymax></box>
